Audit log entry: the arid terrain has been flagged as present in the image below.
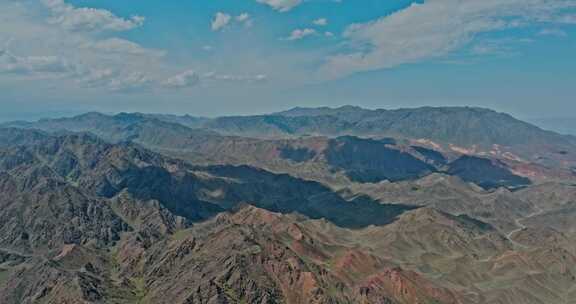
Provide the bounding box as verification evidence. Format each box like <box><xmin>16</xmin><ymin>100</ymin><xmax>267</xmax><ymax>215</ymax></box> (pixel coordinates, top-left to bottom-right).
<box><xmin>1</xmin><ymin>106</ymin><xmax>576</xmax><ymax>304</ymax></box>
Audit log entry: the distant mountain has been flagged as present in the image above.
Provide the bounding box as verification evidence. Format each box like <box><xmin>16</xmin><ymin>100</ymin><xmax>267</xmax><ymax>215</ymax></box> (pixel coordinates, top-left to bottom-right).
<box><xmin>275</xmin><ymin>105</ymin><xmax>373</xmax><ymax>121</ymax></box>
<box><xmin>0</xmin><ymin>110</ymin><xmax>548</xmax><ymax>190</ymax></box>
<box><xmin>207</xmin><ymin>106</ymin><xmax>576</xmax><ymax>169</ymax></box>
<box><xmin>141</xmin><ymin>113</ymin><xmax>210</xmax><ymax>129</ymax></box>
<box><xmin>6</xmin><ymin>106</ymin><xmax>576</xmax><ymax>153</ymax></box>
<box><xmin>2</xmin><ymin>112</ymin><xmax>218</xmax><ymax>146</ymax></box>
<box><xmin>212</xmin><ymin>106</ymin><xmax>568</xmax><ymax>145</ymax></box>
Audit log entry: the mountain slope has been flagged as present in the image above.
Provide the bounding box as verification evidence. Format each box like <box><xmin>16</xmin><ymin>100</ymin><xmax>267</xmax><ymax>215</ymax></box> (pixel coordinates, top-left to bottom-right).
<box><xmin>0</xmin><ymin>125</ymin><xmax>575</xmax><ymax>303</ymax></box>
<box><xmin>1</xmin><ymin>112</ymin><xmax>218</xmax><ymax>148</ymax></box>
<box><xmin>5</xmin><ymin>106</ymin><xmax>576</xmax><ymax>177</ymax></box>
<box><xmin>0</xmin><ymin>129</ymin><xmax>416</xmax><ymax>229</ymax></box>
<box><xmin>208</xmin><ymin>106</ymin><xmax>576</xmax><ymax>170</ymax></box>
<box><xmin>1</xmin><ymin>113</ymin><xmax>536</xmax><ymax>190</ymax></box>
<box><xmin>0</xmin><ymin>130</ymin><xmax>468</xmax><ymax>304</ymax></box>
<box><xmin>219</xmin><ymin>106</ymin><xmax>572</xmax><ymax>147</ymax></box>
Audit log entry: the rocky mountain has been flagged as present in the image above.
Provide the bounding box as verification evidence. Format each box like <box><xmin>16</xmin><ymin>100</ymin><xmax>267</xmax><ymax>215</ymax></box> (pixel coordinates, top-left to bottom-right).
<box><xmin>4</xmin><ymin>106</ymin><xmax>576</xmax><ymax>183</ymax></box>
<box><xmin>0</xmin><ymin>129</ymin><xmax>470</xmax><ymax>304</ymax></box>
<box><xmin>1</xmin><ymin>107</ymin><xmax>576</xmax><ymax>304</ymax></box>
<box><xmin>0</xmin><ymin>128</ymin><xmax>419</xmax><ymax>228</ymax></box>
<box><xmin>6</xmin><ymin>105</ymin><xmax>575</xmax><ymax>149</ymax></box>
<box><xmin>0</xmin><ymin>110</ymin><xmax>539</xmax><ymax>191</ymax></box>
<box><xmin>214</xmin><ymin>106</ymin><xmax>573</xmax><ymax>145</ymax></box>
<box><xmin>2</xmin><ymin>112</ymin><xmax>218</xmax><ymax>147</ymax></box>
<box><xmin>207</xmin><ymin>106</ymin><xmax>576</xmax><ymax>170</ymax></box>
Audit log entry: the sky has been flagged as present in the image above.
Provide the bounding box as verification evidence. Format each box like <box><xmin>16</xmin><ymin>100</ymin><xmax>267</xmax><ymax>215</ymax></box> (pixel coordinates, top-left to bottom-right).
<box><xmin>1</xmin><ymin>0</ymin><xmax>575</xmax><ymax>121</ymax></box>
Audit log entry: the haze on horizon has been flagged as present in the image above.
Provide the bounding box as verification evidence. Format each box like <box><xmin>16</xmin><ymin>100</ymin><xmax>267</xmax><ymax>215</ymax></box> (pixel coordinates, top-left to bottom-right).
<box><xmin>1</xmin><ymin>0</ymin><xmax>575</xmax><ymax>122</ymax></box>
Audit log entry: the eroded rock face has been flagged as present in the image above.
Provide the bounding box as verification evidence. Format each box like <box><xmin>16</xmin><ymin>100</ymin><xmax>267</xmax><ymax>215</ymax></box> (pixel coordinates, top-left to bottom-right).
<box><xmin>0</xmin><ymin>167</ymin><xmax>128</xmax><ymax>254</ymax></box>
<box><xmin>0</xmin><ymin>204</ymin><xmax>465</xmax><ymax>304</ymax></box>
<box><xmin>110</xmin><ymin>205</ymin><xmax>463</xmax><ymax>304</ymax></box>
<box><xmin>356</xmin><ymin>268</ymin><xmax>460</xmax><ymax>304</ymax></box>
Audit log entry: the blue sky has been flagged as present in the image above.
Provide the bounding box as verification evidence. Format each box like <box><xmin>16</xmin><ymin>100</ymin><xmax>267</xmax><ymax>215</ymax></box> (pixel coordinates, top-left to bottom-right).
<box><xmin>1</xmin><ymin>0</ymin><xmax>575</xmax><ymax>121</ymax></box>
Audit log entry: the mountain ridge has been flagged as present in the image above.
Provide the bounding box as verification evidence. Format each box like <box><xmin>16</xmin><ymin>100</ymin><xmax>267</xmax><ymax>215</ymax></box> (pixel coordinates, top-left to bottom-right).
<box><xmin>5</xmin><ymin>105</ymin><xmax>574</xmax><ymax>153</ymax></box>
<box><xmin>1</xmin><ymin>112</ymin><xmax>576</xmax><ymax>303</ymax></box>
<box><xmin>4</xmin><ymin>106</ymin><xmax>574</xmax><ymax>189</ymax></box>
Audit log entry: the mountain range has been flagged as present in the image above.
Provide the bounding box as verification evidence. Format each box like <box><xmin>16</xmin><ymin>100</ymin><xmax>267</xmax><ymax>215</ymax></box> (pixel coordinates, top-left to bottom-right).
<box><xmin>1</xmin><ymin>106</ymin><xmax>576</xmax><ymax>304</ymax></box>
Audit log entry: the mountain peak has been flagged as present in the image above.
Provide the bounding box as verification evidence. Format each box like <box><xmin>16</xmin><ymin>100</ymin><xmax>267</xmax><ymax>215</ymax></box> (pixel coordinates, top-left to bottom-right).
<box><xmin>63</xmin><ymin>111</ymin><xmax>108</xmax><ymax>120</ymax></box>
<box><xmin>275</xmin><ymin>105</ymin><xmax>370</xmax><ymax>117</ymax></box>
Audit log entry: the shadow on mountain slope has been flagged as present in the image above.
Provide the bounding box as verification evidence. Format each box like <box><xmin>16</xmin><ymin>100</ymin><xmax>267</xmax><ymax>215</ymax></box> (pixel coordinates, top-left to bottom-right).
<box><xmin>0</xmin><ymin>128</ymin><xmax>416</xmax><ymax>230</ymax></box>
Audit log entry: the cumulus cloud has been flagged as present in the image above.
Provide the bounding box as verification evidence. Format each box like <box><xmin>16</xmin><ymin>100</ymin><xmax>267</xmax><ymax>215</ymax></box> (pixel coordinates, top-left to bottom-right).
<box><xmin>161</xmin><ymin>70</ymin><xmax>200</xmax><ymax>88</ymax></box>
<box><xmin>41</xmin><ymin>0</ymin><xmax>144</xmax><ymax>32</ymax></box>
<box><xmin>71</xmin><ymin>66</ymin><xmax>152</xmax><ymax>93</ymax></box>
<box><xmin>161</xmin><ymin>70</ymin><xmax>267</xmax><ymax>89</ymax></box>
<box><xmin>286</xmin><ymin>28</ymin><xmax>317</xmax><ymax>40</ymax></box>
<box><xmin>236</xmin><ymin>13</ymin><xmax>254</xmax><ymax>27</ymax></box>
<box><xmin>0</xmin><ymin>49</ymin><xmax>72</xmax><ymax>75</ymax></box>
<box><xmin>313</xmin><ymin>18</ymin><xmax>328</xmax><ymax>26</ymax></box>
<box><xmin>0</xmin><ymin>2</ymin><xmax>266</xmax><ymax>94</ymax></box>
<box><xmin>321</xmin><ymin>0</ymin><xmax>576</xmax><ymax>79</ymax></box>
<box><xmin>107</xmin><ymin>72</ymin><xmax>151</xmax><ymax>92</ymax></box>
<box><xmin>256</xmin><ymin>0</ymin><xmax>302</xmax><ymax>12</ymax></box>
<box><xmin>236</xmin><ymin>13</ymin><xmax>250</xmax><ymax>22</ymax></box>
<box><xmin>75</xmin><ymin>68</ymin><xmax>117</xmax><ymax>88</ymax></box>
<box><xmin>80</xmin><ymin>38</ymin><xmax>166</xmax><ymax>57</ymax></box>
<box><xmin>211</xmin><ymin>12</ymin><xmax>253</xmax><ymax>31</ymax></box>
<box><xmin>0</xmin><ymin>47</ymin><xmax>154</xmax><ymax>93</ymax></box>
<box><xmin>202</xmin><ymin>72</ymin><xmax>268</xmax><ymax>83</ymax></box>
<box><xmin>211</xmin><ymin>12</ymin><xmax>232</xmax><ymax>31</ymax></box>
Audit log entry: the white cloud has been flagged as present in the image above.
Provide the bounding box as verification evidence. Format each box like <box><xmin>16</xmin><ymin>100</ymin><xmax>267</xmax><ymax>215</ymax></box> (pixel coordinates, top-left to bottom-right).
<box><xmin>256</xmin><ymin>0</ymin><xmax>302</xmax><ymax>12</ymax></box>
<box><xmin>161</xmin><ymin>70</ymin><xmax>268</xmax><ymax>89</ymax></box>
<box><xmin>0</xmin><ymin>49</ymin><xmax>72</xmax><ymax>75</ymax></box>
<box><xmin>286</xmin><ymin>28</ymin><xmax>317</xmax><ymax>40</ymax></box>
<box><xmin>203</xmin><ymin>72</ymin><xmax>268</xmax><ymax>83</ymax></box>
<box><xmin>161</xmin><ymin>70</ymin><xmax>200</xmax><ymax>88</ymax></box>
<box><xmin>75</xmin><ymin>68</ymin><xmax>116</xmax><ymax>88</ymax></box>
<box><xmin>537</xmin><ymin>28</ymin><xmax>568</xmax><ymax>37</ymax></box>
<box><xmin>236</xmin><ymin>13</ymin><xmax>254</xmax><ymax>27</ymax></box>
<box><xmin>211</xmin><ymin>12</ymin><xmax>232</xmax><ymax>31</ymax></box>
<box><xmin>321</xmin><ymin>0</ymin><xmax>576</xmax><ymax>79</ymax></box>
<box><xmin>469</xmin><ymin>37</ymin><xmax>532</xmax><ymax>56</ymax></box>
<box><xmin>41</xmin><ymin>0</ymin><xmax>144</xmax><ymax>32</ymax></box>
<box><xmin>0</xmin><ymin>2</ymin><xmax>266</xmax><ymax>94</ymax></box>
<box><xmin>0</xmin><ymin>47</ymin><xmax>154</xmax><ymax>93</ymax></box>
<box><xmin>211</xmin><ymin>12</ymin><xmax>253</xmax><ymax>31</ymax></box>
<box><xmin>81</xmin><ymin>38</ymin><xmax>166</xmax><ymax>57</ymax></box>
<box><xmin>313</xmin><ymin>18</ymin><xmax>328</xmax><ymax>26</ymax></box>
<box><xmin>107</xmin><ymin>72</ymin><xmax>151</xmax><ymax>92</ymax></box>
<box><xmin>236</xmin><ymin>13</ymin><xmax>250</xmax><ymax>22</ymax></box>
<box><xmin>0</xmin><ymin>1</ymin><xmax>158</xmax><ymax>93</ymax></box>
